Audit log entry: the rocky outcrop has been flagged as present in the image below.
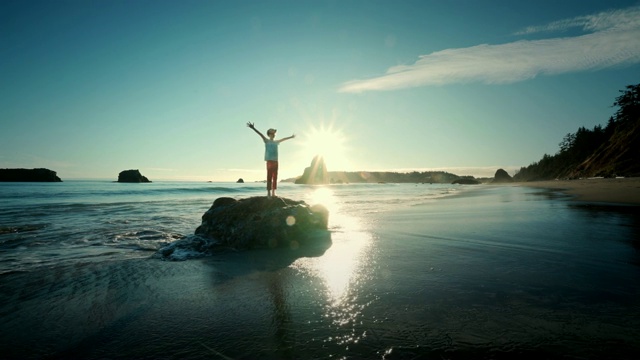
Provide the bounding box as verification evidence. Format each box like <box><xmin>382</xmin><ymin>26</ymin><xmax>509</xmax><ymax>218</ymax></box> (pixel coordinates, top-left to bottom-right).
<box><xmin>492</xmin><ymin>169</ymin><xmax>513</xmax><ymax>183</ymax></box>
<box><xmin>157</xmin><ymin>196</ymin><xmax>330</xmax><ymax>260</ymax></box>
<box><xmin>236</xmin><ymin>178</ymin><xmax>244</xmax><ymax>183</ymax></box>
<box><xmin>0</xmin><ymin>168</ymin><xmax>62</xmax><ymax>182</ymax></box>
<box><xmin>295</xmin><ymin>156</ymin><xmax>329</xmax><ymax>184</ymax></box>
<box><xmin>117</xmin><ymin>169</ymin><xmax>151</xmax><ymax>183</ymax></box>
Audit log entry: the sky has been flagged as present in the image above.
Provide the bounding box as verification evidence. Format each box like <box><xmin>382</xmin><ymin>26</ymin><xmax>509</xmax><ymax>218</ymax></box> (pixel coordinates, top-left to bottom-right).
<box><xmin>2</xmin><ymin>0</ymin><xmax>640</xmax><ymax>181</ymax></box>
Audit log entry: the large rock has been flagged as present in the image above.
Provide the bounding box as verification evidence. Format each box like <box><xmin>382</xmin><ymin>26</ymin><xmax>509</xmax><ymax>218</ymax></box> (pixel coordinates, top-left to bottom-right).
<box><xmin>157</xmin><ymin>196</ymin><xmax>330</xmax><ymax>260</ymax></box>
<box><xmin>295</xmin><ymin>156</ymin><xmax>329</xmax><ymax>184</ymax></box>
<box><xmin>492</xmin><ymin>168</ymin><xmax>513</xmax><ymax>183</ymax></box>
<box><xmin>117</xmin><ymin>169</ymin><xmax>151</xmax><ymax>183</ymax></box>
<box><xmin>0</xmin><ymin>168</ymin><xmax>62</xmax><ymax>182</ymax></box>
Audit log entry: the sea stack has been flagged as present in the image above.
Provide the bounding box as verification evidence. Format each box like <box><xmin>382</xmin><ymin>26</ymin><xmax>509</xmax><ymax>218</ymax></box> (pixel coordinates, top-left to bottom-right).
<box><xmin>492</xmin><ymin>169</ymin><xmax>514</xmax><ymax>183</ymax></box>
<box><xmin>117</xmin><ymin>169</ymin><xmax>151</xmax><ymax>183</ymax></box>
<box><xmin>295</xmin><ymin>156</ymin><xmax>329</xmax><ymax>184</ymax></box>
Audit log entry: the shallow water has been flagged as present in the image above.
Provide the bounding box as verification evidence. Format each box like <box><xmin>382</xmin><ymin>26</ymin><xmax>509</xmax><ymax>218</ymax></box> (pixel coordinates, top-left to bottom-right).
<box><xmin>1</xmin><ymin>182</ymin><xmax>639</xmax><ymax>359</ymax></box>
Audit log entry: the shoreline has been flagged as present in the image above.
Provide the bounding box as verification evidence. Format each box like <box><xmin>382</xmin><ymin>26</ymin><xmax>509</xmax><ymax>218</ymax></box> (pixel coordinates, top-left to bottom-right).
<box><xmin>514</xmin><ymin>177</ymin><xmax>640</xmax><ymax>205</ymax></box>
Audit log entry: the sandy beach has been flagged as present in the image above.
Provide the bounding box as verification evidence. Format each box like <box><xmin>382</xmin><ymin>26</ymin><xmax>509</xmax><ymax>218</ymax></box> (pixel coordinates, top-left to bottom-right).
<box><xmin>516</xmin><ymin>177</ymin><xmax>640</xmax><ymax>205</ymax></box>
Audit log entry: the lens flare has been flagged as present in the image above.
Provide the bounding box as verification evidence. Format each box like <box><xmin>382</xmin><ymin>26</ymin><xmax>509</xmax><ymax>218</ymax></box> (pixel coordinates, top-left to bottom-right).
<box><xmin>300</xmin><ymin>122</ymin><xmax>350</xmax><ymax>171</ymax></box>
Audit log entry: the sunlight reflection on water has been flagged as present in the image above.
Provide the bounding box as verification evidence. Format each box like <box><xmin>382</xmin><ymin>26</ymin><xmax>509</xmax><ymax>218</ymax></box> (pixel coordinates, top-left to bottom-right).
<box><xmin>295</xmin><ymin>187</ymin><xmax>377</xmax><ymax>349</ymax></box>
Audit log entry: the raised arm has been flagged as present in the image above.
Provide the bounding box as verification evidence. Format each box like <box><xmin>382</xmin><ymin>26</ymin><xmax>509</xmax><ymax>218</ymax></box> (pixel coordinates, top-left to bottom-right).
<box><xmin>247</xmin><ymin>122</ymin><xmax>267</xmax><ymax>141</ymax></box>
<box><xmin>277</xmin><ymin>134</ymin><xmax>296</xmax><ymax>143</ymax></box>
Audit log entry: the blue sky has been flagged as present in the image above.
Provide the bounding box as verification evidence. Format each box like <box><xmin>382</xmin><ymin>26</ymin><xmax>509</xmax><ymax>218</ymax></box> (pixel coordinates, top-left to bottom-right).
<box><xmin>2</xmin><ymin>0</ymin><xmax>640</xmax><ymax>181</ymax></box>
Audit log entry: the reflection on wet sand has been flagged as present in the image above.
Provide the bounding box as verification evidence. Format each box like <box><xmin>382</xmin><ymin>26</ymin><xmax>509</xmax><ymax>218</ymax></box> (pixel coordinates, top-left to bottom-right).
<box><xmin>299</xmin><ymin>187</ymin><xmax>375</xmax><ymax>302</ymax></box>
<box><xmin>266</xmin><ymin>270</ymin><xmax>294</xmax><ymax>359</ymax></box>
<box><xmin>294</xmin><ymin>187</ymin><xmax>377</xmax><ymax>348</ymax></box>
<box><xmin>309</xmin><ymin>214</ymin><xmax>373</xmax><ymax>304</ymax></box>
<box><xmin>203</xmin><ymin>187</ymin><xmax>379</xmax><ymax>357</ymax></box>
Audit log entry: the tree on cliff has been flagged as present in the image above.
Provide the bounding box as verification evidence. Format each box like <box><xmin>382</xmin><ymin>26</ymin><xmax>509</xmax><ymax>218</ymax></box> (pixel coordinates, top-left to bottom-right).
<box><xmin>613</xmin><ymin>84</ymin><xmax>640</xmax><ymax>124</ymax></box>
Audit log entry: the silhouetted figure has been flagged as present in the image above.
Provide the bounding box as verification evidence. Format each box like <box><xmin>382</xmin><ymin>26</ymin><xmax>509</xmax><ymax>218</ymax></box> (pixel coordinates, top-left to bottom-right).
<box><xmin>247</xmin><ymin>122</ymin><xmax>295</xmax><ymax>197</ymax></box>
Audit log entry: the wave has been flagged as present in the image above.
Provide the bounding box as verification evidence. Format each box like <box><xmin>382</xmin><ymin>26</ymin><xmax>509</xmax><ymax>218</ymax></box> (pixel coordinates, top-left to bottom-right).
<box><xmin>0</xmin><ymin>182</ymin><xmax>266</xmax><ymax>201</ymax></box>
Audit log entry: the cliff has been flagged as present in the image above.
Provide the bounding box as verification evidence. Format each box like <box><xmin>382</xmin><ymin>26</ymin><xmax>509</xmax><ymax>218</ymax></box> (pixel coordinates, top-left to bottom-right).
<box><xmin>567</xmin><ymin>116</ymin><xmax>640</xmax><ymax>178</ymax></box>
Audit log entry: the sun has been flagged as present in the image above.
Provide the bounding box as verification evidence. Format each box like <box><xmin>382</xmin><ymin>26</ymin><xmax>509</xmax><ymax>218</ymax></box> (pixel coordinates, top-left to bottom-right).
<box><xmin>301</xmin><ymin>123</ymin><xmax>349</xmax><ymax>171</ymax></box>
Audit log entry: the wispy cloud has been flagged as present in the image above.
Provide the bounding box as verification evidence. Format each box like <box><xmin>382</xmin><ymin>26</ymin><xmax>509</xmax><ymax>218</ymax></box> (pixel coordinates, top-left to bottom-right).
<box><xmin>516</xmin><ymin>6</ymin><xmax>640</xmax><ymax>35</ymax></box>
<box><xmin>339</xmin><ymin>6</ymin><xmax>640</xmax><ymax>93</ymax></box>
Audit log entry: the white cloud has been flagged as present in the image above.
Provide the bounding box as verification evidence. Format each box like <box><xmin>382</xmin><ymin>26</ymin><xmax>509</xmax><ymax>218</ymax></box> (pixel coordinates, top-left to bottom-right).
<box><xmin>516</xmin><ymin>6</ymin><xmax>640</xmax><ymax>34</ymax></box>
<box><xmin>339</xmin><ymin>6</ymin><xmax>640</xmax><ymax>93</ymax></box>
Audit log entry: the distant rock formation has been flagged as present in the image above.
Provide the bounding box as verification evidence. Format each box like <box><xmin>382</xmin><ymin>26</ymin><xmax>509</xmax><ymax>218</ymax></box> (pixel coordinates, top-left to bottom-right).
<box><xmin>452</xmin><ymin>178</ymin><xmax>480</xmax><ymax>185</ymax></box>
<box><xmin>117</xmin><ymin>169</ymin><xmax>151</xmax><ymax>183</ymax></box>
<box><xmin>492</xmin><ymin>169</ymin><xmax>513</xmax><ymax>183</ymax></box>
<box><xmin>157</xmin><ymin>196</ymin><xmax>330</xmax><ymax>260</ymax></box>
<box><xmin>286</xmin><ymin>168</ymin><xmax>463</xmax><ymax>184</ymax></box>
<box><xmin>236</xmin><ymin>178</ymin><xmax>244</xmax><ymax>183</ymax></box>
<box><xmin>0</xmin><ymin>168</ymin><xmax>62</xmax><ymax>182</ymax></box>
<box><xmin>295</xmin><ymin>156</ymin><xmax>329</xmax><ymax>184</ymax></box>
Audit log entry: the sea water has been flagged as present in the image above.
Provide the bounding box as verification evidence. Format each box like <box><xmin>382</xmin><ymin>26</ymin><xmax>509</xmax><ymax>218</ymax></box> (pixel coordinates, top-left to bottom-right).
<box><xmin>1</xmin><ymin>181</ymin><xmax>639</xmax><ymax>359</ymax></box>
<box><xmin>0</xmin><ymin>181</ymin><xmax>458</xmax><ymax>274</ymax></box>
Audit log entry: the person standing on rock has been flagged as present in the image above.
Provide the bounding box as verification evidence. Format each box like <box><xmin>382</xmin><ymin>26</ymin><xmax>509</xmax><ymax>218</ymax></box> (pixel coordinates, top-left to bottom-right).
<box><xmin>247</xmin><ymin>122</ymin><xmax>295</xmax><ymax>197</ymax></box>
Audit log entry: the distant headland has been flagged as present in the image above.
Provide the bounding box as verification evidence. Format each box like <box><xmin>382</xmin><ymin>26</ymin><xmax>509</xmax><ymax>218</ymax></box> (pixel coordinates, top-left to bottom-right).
<box><xmin>289</xmin><ymin>156</ymin><xmax>493</xmax><ymax>184</ymax></box>
<box><xmin>0</xmin><ymin>168</ymin><xmax>62</xmax><ymax>182</ymax></box>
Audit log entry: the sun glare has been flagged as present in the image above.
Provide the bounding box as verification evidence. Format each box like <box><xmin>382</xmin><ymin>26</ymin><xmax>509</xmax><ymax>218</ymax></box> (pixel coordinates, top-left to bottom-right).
<box><xmin>301</xmin><ymin>123</ymin><xmax>349</xmax><ymax>171</ymax></box>
<box><xmin>308</xmin><ymin>187</ymin><xmax>337</xmax><ymax>211</ymax></box>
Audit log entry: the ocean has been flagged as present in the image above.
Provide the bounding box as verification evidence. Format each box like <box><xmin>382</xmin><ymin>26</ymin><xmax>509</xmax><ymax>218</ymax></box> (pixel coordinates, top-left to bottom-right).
<box><xmin>1</xmin><ymin>181</ymin><xmax>639</xmax><ymax>359</ymax></box>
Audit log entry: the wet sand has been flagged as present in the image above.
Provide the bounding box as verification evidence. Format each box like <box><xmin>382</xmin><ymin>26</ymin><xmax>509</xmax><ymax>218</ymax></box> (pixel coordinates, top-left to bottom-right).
<box><xmin>2</xmin><ymin>184</ymin><xmax>639</xmax><ymax>359</ymax></box>
<box><xmin>516</xmin><ymin>177</ymin><xmax>640</xmax><ymax>205</ymax></box>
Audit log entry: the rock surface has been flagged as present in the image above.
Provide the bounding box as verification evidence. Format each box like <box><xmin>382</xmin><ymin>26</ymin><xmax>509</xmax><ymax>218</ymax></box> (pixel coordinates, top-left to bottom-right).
<box><xmin>117</xmin><ymin>169</ymin><xmax>151</xmax><ymax>183</ymax></box>
<box><xmin>0</xmin><ymin>168</ymin><xmax>62</xmax><ymax>182</ymax></box>
<box><xmin>157</xmin><ymin>196</ymin><xmax>330</xmax><ymax>260</ymax></box>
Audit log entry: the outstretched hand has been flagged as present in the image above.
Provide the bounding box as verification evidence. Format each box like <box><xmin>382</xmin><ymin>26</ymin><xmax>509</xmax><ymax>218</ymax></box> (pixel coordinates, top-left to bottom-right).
<box><xmin>246</xmin><ymin>122</ymin><xmax>255</xmax><ymax>129</ymax></box>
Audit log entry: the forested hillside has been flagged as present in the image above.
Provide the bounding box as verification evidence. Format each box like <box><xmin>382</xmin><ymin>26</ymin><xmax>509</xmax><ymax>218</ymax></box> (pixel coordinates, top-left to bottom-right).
<box><xmin>514</xmin><ymin>84</ymin><xmax>640</xmax><ymax>181</ymax></box>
